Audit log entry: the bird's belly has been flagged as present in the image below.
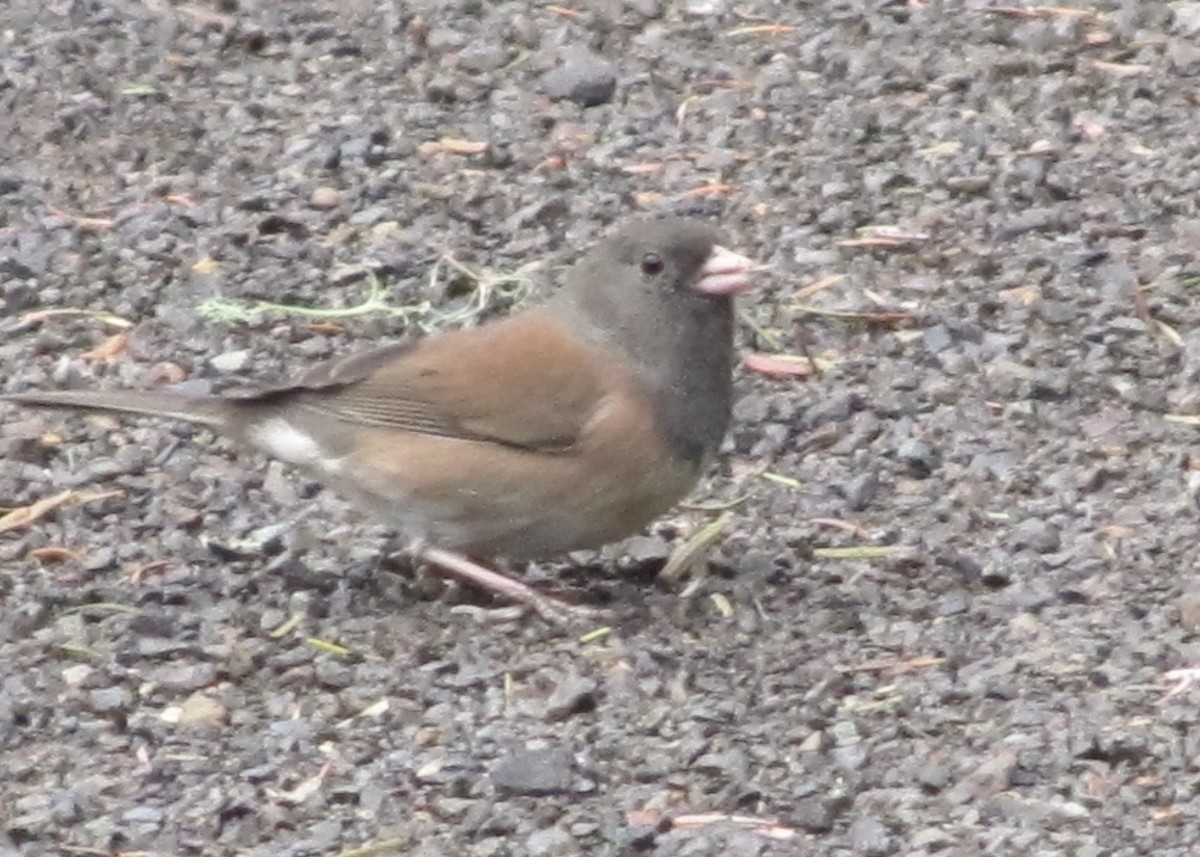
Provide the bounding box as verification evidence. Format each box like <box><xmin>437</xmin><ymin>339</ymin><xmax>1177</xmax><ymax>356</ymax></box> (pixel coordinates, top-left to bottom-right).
<box><xmin>449</xmin><ymin>460</ymin><xmax>701</xmax><ymax>559</ymax></box>
<box><xmin>330</xmin><ymin>431</ymin><xmax>702</xmax><ymax>560</ymax></box>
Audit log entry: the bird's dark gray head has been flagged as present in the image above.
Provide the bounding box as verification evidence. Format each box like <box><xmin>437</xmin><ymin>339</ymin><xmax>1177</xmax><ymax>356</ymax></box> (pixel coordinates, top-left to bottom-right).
<box><xmin>563</xmin><ymin>216</ymin><xmax>748</xmax><ymax>314</ymax></box>
<box><xmin>553</xmin><ymin>216</ymin><xmax>763</xmax><ymax>466</ymax></box>
<box><xmin>555</xmin><ymin>216</ymin><xmax>758</xmax><ymax>346</ymax></box>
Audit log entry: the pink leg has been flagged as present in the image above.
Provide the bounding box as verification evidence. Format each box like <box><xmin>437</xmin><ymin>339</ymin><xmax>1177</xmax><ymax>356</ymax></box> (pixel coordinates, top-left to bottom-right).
<box><xmin>415</xmin><ymin>545</ymin><xmax>602</xmax><ymax>627</ymax></box>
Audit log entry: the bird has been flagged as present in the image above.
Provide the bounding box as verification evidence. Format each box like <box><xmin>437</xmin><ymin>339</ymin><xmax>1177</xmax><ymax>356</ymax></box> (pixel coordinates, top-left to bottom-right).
<box><xmin>3</xmin><ymin>216</ymin><xmax>765</xmax><ymax>623</ymax></box>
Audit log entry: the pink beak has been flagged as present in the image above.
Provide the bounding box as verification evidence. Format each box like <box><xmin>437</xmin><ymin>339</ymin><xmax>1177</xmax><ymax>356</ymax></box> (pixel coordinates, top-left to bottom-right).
<box><xmin>694</xmin><ymin>245</ymin><xmax>767</xmax><ymax>296</ymax></box>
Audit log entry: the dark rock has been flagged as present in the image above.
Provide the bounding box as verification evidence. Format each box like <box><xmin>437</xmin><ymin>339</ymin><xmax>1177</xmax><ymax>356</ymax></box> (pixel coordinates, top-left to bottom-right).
<box><xmin>491</xmin><ymin>747</ymin><xmax>574</xmax><ymax>795</ymax></box>
<box><xmin>541</xmin><ymin>48</ymin><xmax>618</xmax><ymax>107</ymax></box>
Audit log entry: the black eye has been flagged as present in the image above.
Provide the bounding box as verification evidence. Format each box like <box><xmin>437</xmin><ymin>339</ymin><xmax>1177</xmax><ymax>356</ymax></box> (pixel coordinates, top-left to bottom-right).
<box><xmin>641</xmin><ymin>252</ymin><xmax>664</xmax><ymax>275</ymax></box>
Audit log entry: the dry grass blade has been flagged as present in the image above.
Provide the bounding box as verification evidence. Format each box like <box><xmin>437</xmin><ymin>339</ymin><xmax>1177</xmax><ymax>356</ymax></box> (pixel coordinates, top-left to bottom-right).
<box><xmin>812</xmin><ymin>545</ymin><xmax>912</xmax><ymax>560</ymax></box>
<box><xmin>418</xmin><ymin>137</ymin><xmax>489</xmax><ymax>156</ymax></box>
<box><xmin>1164</xmin><ymin>414</ymin><xmax>1200</xmax><ymax>426</ymax></box>
<box><xmin>60</xmin><ymin>602</ymin><xmax>140</xmax><ymax>618</ymax></box>
<box><xmin>982</xmin><ymin>5</ymin><xmax>1101</xmax><ymax>20</ymax></box>
<box><xmin>305</xmin><ymin>638</ymin><xmax>354</xmax><ymax>658</ymax></box>
<box><xmin>269</xmin><ymin>614</ymin><xmax>304</xmax><ymax>638</ymax></box>
<box><xmin>1092</xmin><ymin>60</ymin><xmax>1151</xmax><ymax>77</ymax></box>
<box><xmin>121</xmin><ymin>83</ymin><xmax>164</xmax><ymax>98</ymax></box>
<box><xmin>680</xmin><ymin>491</ymin><xmax>755</xmax><ymax>512</ymax></box>
<box><xmin>16</xmin><ymin>308</ymin><xmax>134</xmax><ymax>330</ymax></box>
<box><xmin>759</xmin><ymin>471</ymin><xmax>802</xmax><ymax>490</ymax></box>
<box><xmin>177</xmin><ymin>2</ymin><xmax>234</xmax><ymax>25</ymax></box>
<box><xmin>679</xmin><ymin>183</ymin><xmax>736</xmax><ymax>198</ymax></box>
<box><xmin>0</xmin><ymin>489</ymin><xmax>125</xmax><ymax>535</ymax></box>
<box><xmin>305</xmin><ymin>637</ymin><xmax>384</xmax><ymax>661</ymax></box>
<box><xmin>744</xmin><ymin>352</ymin><xmax>824</xmax><ymax>378</ymax></box>
<box><xmin>1154</xmin><ymin>319</ymin><xmax>1184</xmax><ymax>348</ymax></box>
<box><xmin>808</xmin><ymin>517</ymin><xmax>871</xmax><ymax>537</ymax></box>
<box><xmin>670</xmin><ymin>812</ymin><xmax>797</xmax><ymax>841</ymax></box>
<box><xmin>332</xmin><ymin>840</ymin><xmax>409</xmax><ymax>857</ymax></box>
<box><xmin>621</xmin><ymin>162</ymin><xmax>663</xmax><ymax>175</ymax></box>
<box><xmin>1014</xmin><ymin>139</ymin><xmax>1059</xmax><ymax>156</ymax></box>
<box><xmin>675</xmin><ymin>94</ymin><xmax>699</xmax><ymax>126</ymax></box>
<box><xmin>578</xmin><ymin>626</ymin><xmax>613</xmax><ymax>644</ymax></box>
<box><xmin>269</xmin><ymin>761</ymin><xmax>332</xmax><ymax>804</ymax></box>
<box><xmin>727</xmin><ymin>24</ymin><xmax>796</xmax><ymax>37</ymax></box>
<box><xmin>57</xmin><ymin>643</ymin><xmax>102</xmax><ymax>660</ymax></box>
<box><xmin>659</xmin><ymin>514</ymin><xmax>729</xmax><ymax>583</ymax></box>
<box><xmin>1163</xmin><ymin>668</ymin><xmax>1200</xmax><ymax>698</ymax></box>
<box><xmin>841</xmin><ymin>692</ymin><xmax>905</xmax><ymax>713</ymax></box>
<box><xmin>737</xmin><ymin>306</ymin><xmax>784</xmax><ymax>351</ymax></box>
<box><xmin>336</xmin><ymin>698</ymin><xmax>391</xmax><ymax>729</ymax></box>
<box><xmin>790</xmin><ymin>304</ymin><xmax>913</xmax><ymax>326</ymax></box>
<box><xmin>1131</xmin><ymin>281</ymin><xmax>1184</xmax><ymax>349</ymax></box>
<box><xmin>795</xmin><ymin>274</ymin><xmax>845</xmax><ymax>299</ymax></box>
<box><xmin>709</xmin><ymin>592</ymin><xmax>734</xmax><ymax>618</ymax></box>
<box><xmin>47</xmin><ymin>206</ymin><xmax>115</xmax><ymax>231</ymax></box>
<box><xmin>837</xmin><ymin>656</ymin><xmax>947</xmax><ymax>674</ymax></box>
<box><xmin>837</xmin><ymin>226</ymin><xmax>930</xmax><ymax>249</ymax></box>
<box><xmin>127</xmin><ymin>560</ymin><xmax>169</xmax><ymax>584</ymax></box>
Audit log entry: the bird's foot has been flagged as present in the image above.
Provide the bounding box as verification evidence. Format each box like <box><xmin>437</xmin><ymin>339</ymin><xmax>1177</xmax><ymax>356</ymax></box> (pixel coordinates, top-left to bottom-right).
<box><xmin>415</xmin><ymin>545</ymin><xmax>604</xmax><ymax>629</ymax></box>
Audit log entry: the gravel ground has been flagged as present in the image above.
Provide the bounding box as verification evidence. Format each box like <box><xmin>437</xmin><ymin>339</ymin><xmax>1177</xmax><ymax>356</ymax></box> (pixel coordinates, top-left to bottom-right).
<box><xmin>3</xmin><ymin>1</ymin><xmax>1200</xmax><ymax>855</ymax></box>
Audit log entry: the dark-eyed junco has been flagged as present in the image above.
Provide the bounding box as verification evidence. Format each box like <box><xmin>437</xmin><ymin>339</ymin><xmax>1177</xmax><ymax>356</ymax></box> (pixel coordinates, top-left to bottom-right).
<box><xmin>4</xmin><ymin>216</ymin><xmax>764</xmax><ymax>623</ymax></box>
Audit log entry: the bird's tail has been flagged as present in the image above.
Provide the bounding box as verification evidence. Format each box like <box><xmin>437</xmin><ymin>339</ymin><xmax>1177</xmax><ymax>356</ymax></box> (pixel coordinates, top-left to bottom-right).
<box><xmin>2</xmin><ymin>389</ymin><xmax>232</xmax><ymax>429</ymax></box>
